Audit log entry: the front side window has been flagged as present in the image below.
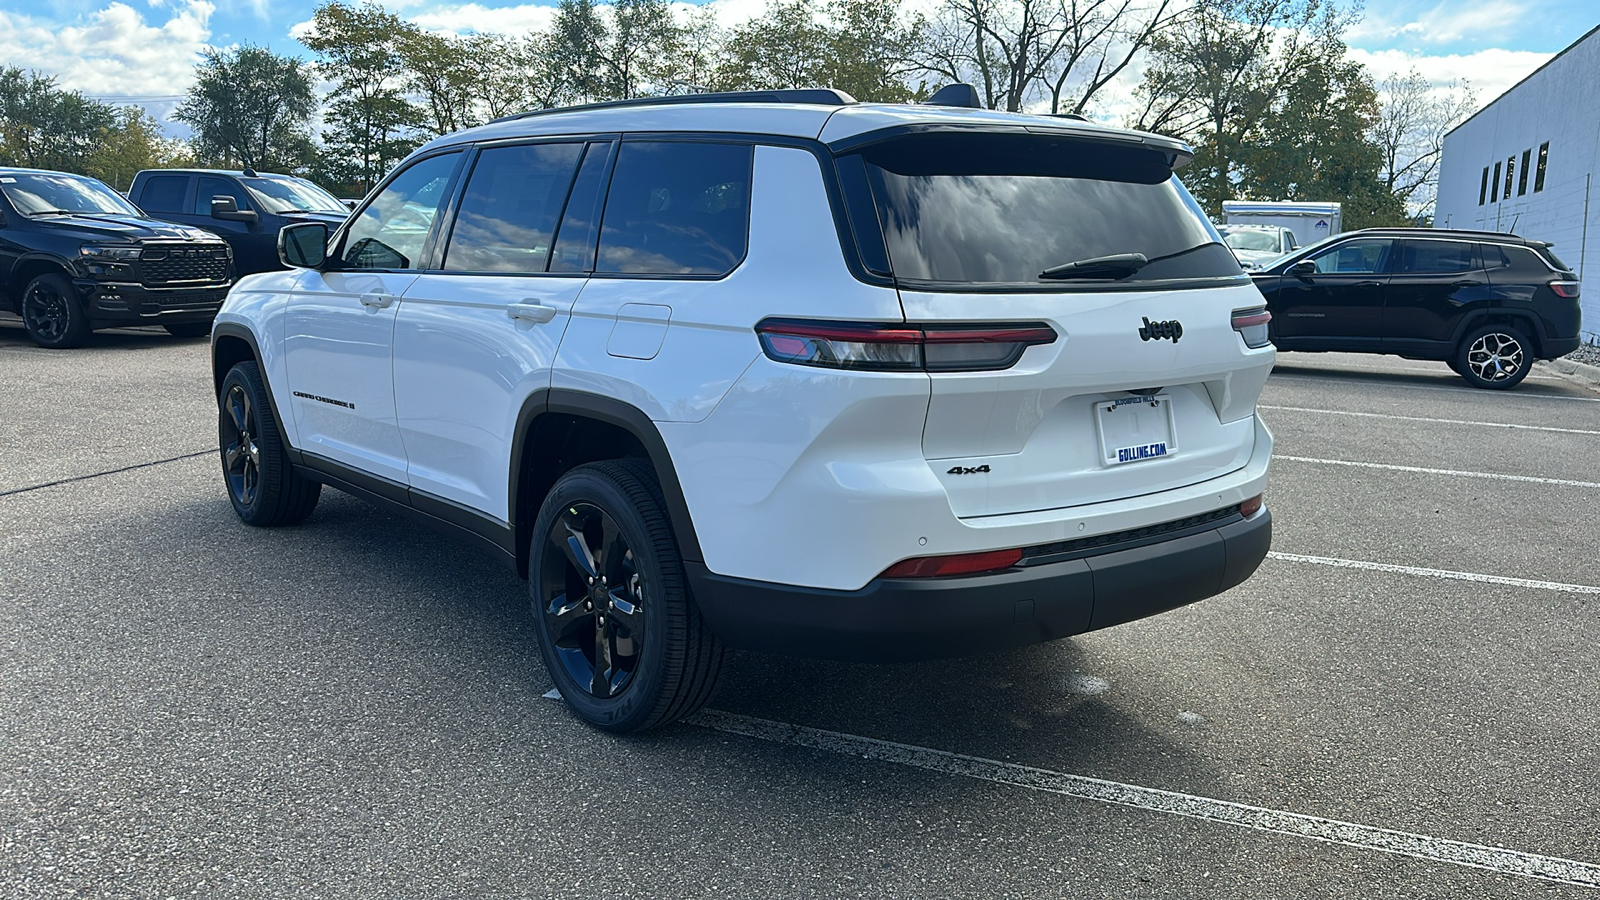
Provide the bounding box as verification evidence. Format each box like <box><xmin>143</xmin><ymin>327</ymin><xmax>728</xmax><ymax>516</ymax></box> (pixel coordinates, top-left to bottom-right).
<box><xmin>596</xmin><ymin>141</ymin><xmax>752</xmax><ymax>276</ymax></box>
<box><xmin>195</xmin><ymin>176</ymin><xmax>250</xmax><ymax>215</ymax></box>
<box><xmin>852</xmin><ymin>132</ymin><xmax>1238</xmax><ymax>287</ymax></box>
<box><xmin>1309</xmin><ymin>239</ymin><xmax>1392</xmax><ymax>275</ymax></box>
<box><xmin>1398</xmin><ymin>241</ymin><xmax>1476</xmax><ymax>274</ymax></box>
<box><xmin>443</xmin><ymin>142</ymin><xmax>583</xmax><ymax>274</ymax></box>
<box><xmin>339</xmin><ymin>152</ymin><xmax>461</xmax><ymax>270</ymax></box>
<box><xmin>139</xmin><ymin>175</ymin><xmax>188</xmax><ymax>213</ymax></box>
<box><xmin>0</xmin><ymin>171</ymin><xmax>141</xmax><ymax>217</ymax></box>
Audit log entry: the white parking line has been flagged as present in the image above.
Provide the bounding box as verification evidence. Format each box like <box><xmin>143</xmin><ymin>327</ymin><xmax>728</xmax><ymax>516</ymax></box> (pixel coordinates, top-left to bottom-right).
<box><xmin>687</xmin><ymin>709</ymin><xmax>1600</xmax><ymax>888</ymax></box>
<box><xmin>1258</xmin><ymin>405</ymin><xmax>1600</xmax><ymax>436</ymax></box>
<box><xmin>1266</xmin><ymin>551</ymin><xmax>1600</xmax><ymax>594</ymax></box>
<box><xmin>1275</xmin><ymin>455</ymin><xmax>1600</xmax><ymax>488</ymax></box>
<box><xmin>1270</xmin><ymin>372</ymin><xmax>1600</xmax><ymax>402</ymax></box>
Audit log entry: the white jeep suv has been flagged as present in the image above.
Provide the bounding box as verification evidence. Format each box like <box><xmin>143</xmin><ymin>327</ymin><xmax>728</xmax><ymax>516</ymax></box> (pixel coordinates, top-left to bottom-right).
<box><xmin>211</xmin><ymin>86</ymin><xmax>1275</xmax><ymax>732</ymax></box>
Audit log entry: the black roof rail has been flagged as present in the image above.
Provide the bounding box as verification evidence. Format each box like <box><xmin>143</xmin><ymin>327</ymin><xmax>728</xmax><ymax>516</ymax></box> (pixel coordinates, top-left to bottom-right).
<box><xmin>490</xmin><ymin>88</ymin><xmax>858</xmax><ymax>124</ymax></box>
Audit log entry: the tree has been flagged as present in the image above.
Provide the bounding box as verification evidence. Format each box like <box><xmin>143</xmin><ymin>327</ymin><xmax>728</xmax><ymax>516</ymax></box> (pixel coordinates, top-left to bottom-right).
<box><xmin>396</xmin><ymin>26</ymin><xmax>481</xmax><ymax>135</ymax></box>
<box><xmin>1042</xmin><ymin>0</ymin><xmax>1176</xmax><ymax>116</ymax></box>
<box><xmin>717</xmin><ymin>0</ymin><xmax>925</xmax><ymax>102</ymax></box>
<box><xmin>0</xmin><ymin>68</ymin><xmax>116</xmax><ymax>173</ymax></box>
<box><xmin>1372</xmin><ymin>70</ymin><xmax>1476</xmax><ymax>216</ymax></box>
<box><xmin>547</xmin><ymin>0</ymin><xmax>685</xmax><ymax>103</ymax></box>
<box><xmin>300</xmin><ymin>1</ymin><xmax>424</xmax><ymax>192</ymax></box>
<box><xmin>1130</xmin><ymin>0</ymin><xmax>1357</xmax><ymax>212</ymax></box>
<box><xmin>175</xmin><ymin>45</ymin><xmax>316</xmax><ymax>172</ymax></box>
<box><xmin>86</xmin><ymin>107</ymin><xmax>193</xmax><ymax>191</ymax></box>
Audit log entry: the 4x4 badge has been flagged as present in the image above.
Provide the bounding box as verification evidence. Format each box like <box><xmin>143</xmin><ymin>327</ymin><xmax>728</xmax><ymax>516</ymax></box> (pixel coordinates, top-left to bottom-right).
<box><xmin>1139</xmin><ymin>317</ymin><xmax>1183</xmax><ymax>343</ymax></box>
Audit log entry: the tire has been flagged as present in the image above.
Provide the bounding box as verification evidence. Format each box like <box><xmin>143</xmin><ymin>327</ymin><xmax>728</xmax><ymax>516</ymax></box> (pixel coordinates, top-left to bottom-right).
<box><xmin>530</xmin><ymin>459</ymin><xmax>722</xmax><ymax>733</ymax></box>
<box><xmin>21</xmin><ymin>272</ymin><xmax>91</xmax><ymax>349</ymax></box>
<box><xmin>164</xmin><ymin>320</ymin><xmax>213</xmax><ymax>339</ymax></box>
<box><xmin>1455</xmin><ymin>324</ymin><xmax>1533</xmax><ymax>389</ymax></box>
<box><xmin>218</xmin><ymin>361</ymin><xmax>321</xmax><ymax>526</ymax></box>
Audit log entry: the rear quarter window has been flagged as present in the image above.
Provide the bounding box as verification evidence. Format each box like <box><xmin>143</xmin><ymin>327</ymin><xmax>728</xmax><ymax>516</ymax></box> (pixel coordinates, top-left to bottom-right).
<box><xmin>847</xmin><ymin>131</ymin><xmax>1240</xmax><ymax>289</ymax></box>
<box><xmin>595</xmin><ymin>141</ymin><xmax>752</xmax><ymax>276</ymax></box>
<box><xmin>138</xmin><ymin>175</ymin><xmax>189</xmax><ymax>214</ymax></box>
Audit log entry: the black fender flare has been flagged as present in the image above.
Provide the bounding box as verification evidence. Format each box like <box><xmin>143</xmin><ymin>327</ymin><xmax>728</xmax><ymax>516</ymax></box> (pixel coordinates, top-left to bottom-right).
<box><xmin>1448</xmin><ymin>308</ymin><xmax>1546</xmax><ymax>357</ymax></box>
<box><xmin>509</xmin><ymin>389</ymin><xmax>704</xmax><ymax>571</ymax></box>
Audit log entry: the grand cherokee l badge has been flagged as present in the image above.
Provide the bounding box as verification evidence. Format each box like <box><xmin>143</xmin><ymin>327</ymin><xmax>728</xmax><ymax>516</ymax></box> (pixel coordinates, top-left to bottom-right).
<box><xmin>1139</xmin><ymin>317</ymin><xmax>1183</xmax><ymax>342</ymax></box>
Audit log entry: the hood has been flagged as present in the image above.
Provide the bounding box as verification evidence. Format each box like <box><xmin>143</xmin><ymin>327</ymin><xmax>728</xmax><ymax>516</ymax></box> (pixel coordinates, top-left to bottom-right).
<box><xmin>283</xmin><ymin>211</ymin><xmax>350</xmax><ymax>228</ymax></box>
<box><xmin>38</xmin><ymin>213</ymin><xmax>224</xmax><ymax>244</ymax></box>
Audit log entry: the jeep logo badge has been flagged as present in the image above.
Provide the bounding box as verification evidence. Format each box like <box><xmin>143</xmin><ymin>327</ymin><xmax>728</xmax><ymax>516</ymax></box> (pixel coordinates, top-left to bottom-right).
<box><xmin>1139</xmin><ymin>317</ymin><xmax>1183</xmax><ymax>343</ymax></box>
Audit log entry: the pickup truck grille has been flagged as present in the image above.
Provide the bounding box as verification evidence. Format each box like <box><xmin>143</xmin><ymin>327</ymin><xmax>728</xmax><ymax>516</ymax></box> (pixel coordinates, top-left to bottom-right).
<box><xmin>138</xmin><ymin>245</ymin><xmax>231</xmax><ymax>288</ymax></box>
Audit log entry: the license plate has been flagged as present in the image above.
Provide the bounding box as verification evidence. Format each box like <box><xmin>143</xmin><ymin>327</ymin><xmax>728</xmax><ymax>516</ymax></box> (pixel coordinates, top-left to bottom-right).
<box><xmin>1095</xmin><ymin>395</ymin><xmax>1177</xmax><ymax>465</ymax></box>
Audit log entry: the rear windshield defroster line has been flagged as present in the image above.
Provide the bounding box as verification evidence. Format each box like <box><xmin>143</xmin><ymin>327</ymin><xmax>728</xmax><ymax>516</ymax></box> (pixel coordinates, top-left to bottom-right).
<box><xmin>842</xmin><ymin>131</ymin><xmax>1243</xmax><ymax>290</ymax></box>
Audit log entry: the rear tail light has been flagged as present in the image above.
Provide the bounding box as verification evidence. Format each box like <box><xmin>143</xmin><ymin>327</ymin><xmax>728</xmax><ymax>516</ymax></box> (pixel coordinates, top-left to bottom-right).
<box><xmin>1231</xmin><ymin>307</ymin><xmax>1272</xmax><ymax>349</ymax></box>
<box><xmin>756</xmin><ymin>319</ymin><xmax>1057</xmax><ymax>372</ymax></box>
<box><xmin>1240</xmin><ymin>494</ymin><xmax>1263</xmax><ymax>517</ymax></box>
<box><xmin>1550</xmin><ymin>281</ymin><xmax>1581</xmax><ymax>299</ymax></box>
<box><xmin>881</xmin><ymin>548</ymin><xmax>1023</xmax><ymax>578</ymax></box>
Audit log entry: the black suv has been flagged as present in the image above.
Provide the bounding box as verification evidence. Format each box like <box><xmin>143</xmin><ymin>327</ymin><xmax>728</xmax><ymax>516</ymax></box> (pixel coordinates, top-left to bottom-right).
<box><xmin>0</xmin><ymin>167</ymin><xmax>234</xmax><ymax>348</ymax></box>
<box><xmin>128</xmin><ymin>168</ymin><xmax>349</xmax><ymax>277</ymax></box>
<box><xmin>1251</xmin><ymin>228</ymin><xmax>1581</xmax><ymax>389</ymax></box>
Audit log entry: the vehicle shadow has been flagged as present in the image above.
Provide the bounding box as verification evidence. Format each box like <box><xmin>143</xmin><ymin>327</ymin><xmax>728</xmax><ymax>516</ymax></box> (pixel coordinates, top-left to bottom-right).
<box><xmin>1271</xmin><ymin>355</ymin><xmax>1586</xmax><ymax>397</ymax></box>
<box><xmin>0</xmin><ymin>317</ymin><xmax>206</xmax><ymax>349</ymax></box>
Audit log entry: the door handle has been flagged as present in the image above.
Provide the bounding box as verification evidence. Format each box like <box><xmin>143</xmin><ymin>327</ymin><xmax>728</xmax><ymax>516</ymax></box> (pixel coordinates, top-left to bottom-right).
<box><xmin>508</xmin><ymin>300</ymin><xmax>557</xmax><ymax>323</ymax></box>
<box><xmin>359</xmin><ymin>292</ymin><xmax>394</xmax><ymax>309</ymax></box>
<box><xmin>1353</xmin><ymin>281</ymin><xmax>1382</xmax><ymax>288</ymax></box>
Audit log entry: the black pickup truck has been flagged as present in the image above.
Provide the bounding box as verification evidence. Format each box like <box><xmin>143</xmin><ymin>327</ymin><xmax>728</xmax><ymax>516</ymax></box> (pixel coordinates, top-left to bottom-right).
<box><xmin>128</xmin><ymin>168</ymin><xmax>349</xmax><ymax>277</ymax></box>
<box><xmin>0</xmin><ymin>166</ymin><xmax>233</xmax><ymax>348</ymax></box>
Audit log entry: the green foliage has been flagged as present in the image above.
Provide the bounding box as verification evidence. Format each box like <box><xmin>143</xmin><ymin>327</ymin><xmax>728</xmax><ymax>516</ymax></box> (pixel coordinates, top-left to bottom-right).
<box><xmin>0</xmin><ymin>68</ymin><xmax>116</xmax><ymax>173</ymax></box>
<box><xmin>300</xmin><ymin>1</ymin><xmax>425</xmax><ymax>192</ymax></box>
<box><xmin>718</xmin><ymin>0</ymin><xmax>926</xmax><ymax>102</ymax></box>
<box><xmin>175</xmin><ymin>45</ymin><xmax>316</xmax><ymax>173</ymax></box>
<box><xmin>85</xmin><ymin>107</ymin><xmax>193</xmax><ymax>192</ymax></box>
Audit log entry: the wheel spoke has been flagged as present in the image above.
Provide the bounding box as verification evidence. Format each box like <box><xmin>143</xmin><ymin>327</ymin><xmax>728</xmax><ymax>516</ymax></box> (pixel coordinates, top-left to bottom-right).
<box><xmin>545</xmin><ymin>591</ymin><xmax>591</xmax><ymax>641</ymax></box>
<box><xmin>591</xmin><ymin>614</ymin><xmax>615</xmax><ymax>697</ymax></box>
<box><xmin>227</xmin><ymin>391</ymin><xmax>248</xmax><ymax>434</ymax></box>
<box><xmin>246</xmin><ymin>439</ymin><xmax>261</xmax><ymax>468</ymax></box>
<box><xmin>224</xmin><ymin>441</ymin><xmax>244</xmax><ymax>472</ymax></box>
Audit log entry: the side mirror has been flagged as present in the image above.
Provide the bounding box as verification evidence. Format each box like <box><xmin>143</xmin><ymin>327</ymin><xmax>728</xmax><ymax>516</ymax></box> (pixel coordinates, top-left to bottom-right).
<box><xmin>1290</xmin><ymin>259</ymin><xmax>1316</xmax><ymax>278</ymax></box>
<box><xmin>279</xmin><ymin>222</ymin><xmax>328</xmax><ymax>268</ymax></box>
<box><xmin>211</xmin><ymin>195</ymin><xmax>258</xmax><ymax>223</ymax></box>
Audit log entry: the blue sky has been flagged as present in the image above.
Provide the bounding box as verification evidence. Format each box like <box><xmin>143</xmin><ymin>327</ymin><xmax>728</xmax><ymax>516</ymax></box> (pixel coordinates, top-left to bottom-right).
<box><xmin>0</xmin><ymin>0</ymin><xmax>1594</xmax><ymax>136</ymax></box>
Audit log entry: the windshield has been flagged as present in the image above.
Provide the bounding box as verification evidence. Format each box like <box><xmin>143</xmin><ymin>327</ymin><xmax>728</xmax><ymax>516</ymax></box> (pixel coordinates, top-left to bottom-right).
<box><xmin>241</xmin><ymin>176</ymin><xmax>348</xmax><ymax>215</ymax></box>
<box><xmin>0</xmin><ymin>171</ymin><xmax>142</xmax><ymax>217</ymax></box>
<box><xmin>851</xmin><ymin>132</ymin><xmax>1240</xmax><ymax>287</ymax></box>
<box><xmin>1221</xmin><ymin>229</ymin><xmax>1282</xmax><ymax>252</ymax></box>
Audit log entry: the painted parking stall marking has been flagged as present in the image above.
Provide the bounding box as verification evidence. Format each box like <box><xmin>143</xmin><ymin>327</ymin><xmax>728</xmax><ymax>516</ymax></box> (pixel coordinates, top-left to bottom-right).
<box><xmin>1268</xmin><ymin>372</ymin><xmax>1600</xmax><ymax>403</ymax></box>
<box><xmin>1275</xmin><ymin>455</ymin><xmax>1600</xmax><ymax>488</ymax></box>
<box><xmin>1266</xmin><ymin>552</ymin><xmax>1600</xmax><ymax>595</ymax></box>
<box><xmin>1259</xmin><ymin>405</ymin><xmax>1600</xmax><ymax>436</ymax></box>
<box><xmin>684</xmin><ymin>710</ymin><xmax>1600</xmax><ymax>888</ymax></box>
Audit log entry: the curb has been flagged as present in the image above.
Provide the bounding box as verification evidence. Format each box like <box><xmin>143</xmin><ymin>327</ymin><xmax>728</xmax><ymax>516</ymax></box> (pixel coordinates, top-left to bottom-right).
<box><xmin>1539</xmin><ymin>355</ymin><xmax>1600</xmax><ymax>390</ymax></box>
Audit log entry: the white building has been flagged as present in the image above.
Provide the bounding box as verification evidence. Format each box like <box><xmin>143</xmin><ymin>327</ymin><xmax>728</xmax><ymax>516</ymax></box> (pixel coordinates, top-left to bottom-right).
<box><xmin>1435</xmin><ymin>24</ymin><xmax>1600</xmax><ymax>342</ymax></box>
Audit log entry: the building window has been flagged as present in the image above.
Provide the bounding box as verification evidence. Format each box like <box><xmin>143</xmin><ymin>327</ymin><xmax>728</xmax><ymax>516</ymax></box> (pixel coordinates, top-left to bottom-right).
<box><xmin>1504</xmin><ymin>156</ymin><xmax>1515</xmax><ymax>199</ymax></box>
<box><xmin>1492</xmin><ymin>161</ymin><xmax>1501</xmax><ymax>201</ymax></box>
<box><xmin>1535</xmin><ymin>142</ymin><xmax>1549</xmax><ymax>192</ymax></box>
<box><xmin>1518</xmin><ymin>149</ymin><xmax>1531</xmax><ymax>196</ymax></box>
<box><xmin>1479</xmin><ymin>167</ymin><xmax>1489</xmax><ymax>205</ymax></box>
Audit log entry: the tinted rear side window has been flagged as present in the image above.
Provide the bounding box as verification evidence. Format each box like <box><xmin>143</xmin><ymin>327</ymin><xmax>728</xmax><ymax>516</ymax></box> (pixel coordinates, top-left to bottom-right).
<box><xmin>443</xmin><ymin>142</ymin><xmax>583</xmax><ymax>274</ymax></box>
<box><xmin>596</xmin><ymin>141</ymin><xmax>752</xmax><ymax>276</ymax></box>
<box><xmin>850</xmin><ymin>132</ymin><xmax>1238</xmax><ymax>287</ymax></box>
<box><xmin>138</xmin><ymin>175</ymin><xmax>188</xmax><ymax>213</ymax></box>
<box><xmin>1398</xmin><ymin>241</ymin><xmax>1476</xmax><ymax>274</ymax></box>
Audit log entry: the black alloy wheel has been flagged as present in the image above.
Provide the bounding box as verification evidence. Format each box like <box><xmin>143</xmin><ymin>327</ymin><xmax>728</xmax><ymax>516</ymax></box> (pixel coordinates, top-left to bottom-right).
<box><xmin>541</xmin><ymin>501</ymin><xmax>648</xmax><ymax>699</ymax></box>
<box><xmin>21</xmin><ymin>273</ymin><xmax>90</xmax><ymax>349</ymax></box>
<box><xmin>531</xmin><ymin>460</ymin><xmax>722</xmax><ymax>733</ymax></box>
<box><xmin>217</xmin><ymin>361</ymin><xmax>321</xmax><ymax>526</ymax></box>
<box><xmin>221</xmin><ymin>381</ymin><xmax>262</xmax><ymax>509</ymax></box>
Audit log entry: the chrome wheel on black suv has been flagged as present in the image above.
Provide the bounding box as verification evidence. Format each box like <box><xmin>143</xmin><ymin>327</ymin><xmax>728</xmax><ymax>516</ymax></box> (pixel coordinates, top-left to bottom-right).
<box><xmin>1457</xmin><ymin>324</ymin><xmax>1532</xmax><ymax>390</ymax></box>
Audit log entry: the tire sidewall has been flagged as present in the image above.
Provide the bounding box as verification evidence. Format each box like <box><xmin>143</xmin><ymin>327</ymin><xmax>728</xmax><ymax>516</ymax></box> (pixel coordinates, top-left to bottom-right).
<box><xmin>1456</xmin><ymin>325</ymin><xmax>1532</xmax><ymax>389</ymax></box>
<box><xmin>529</xmin><ymin>466</ymin><xmax>675</xmax><ymax>732</ymax></box>
<box><xmin>22</xmin><ymin>273</ymin><xmax>88</xmax><ymax>349</ymax></box>
<box><xmin>219</xmin><ymin>363</ymin><xmax>274</xmax><ymax>523</ymax></box>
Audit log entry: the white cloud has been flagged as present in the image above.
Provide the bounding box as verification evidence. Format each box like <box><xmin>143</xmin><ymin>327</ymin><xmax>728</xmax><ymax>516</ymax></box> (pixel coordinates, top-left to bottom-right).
<box><xmin>0</xmin><ymin>1</ymin><xmax>213</xmax><ymax>101</ymax></box>
<box><xmin>1345</xmin><ymin>0</ymin><xmax>1534</xmax><ymax>47</ymax></box>
<box><xmin>1348</xmin><ymin>46</ymin><xmax>1553</xmax><ymax>105</ymax></box>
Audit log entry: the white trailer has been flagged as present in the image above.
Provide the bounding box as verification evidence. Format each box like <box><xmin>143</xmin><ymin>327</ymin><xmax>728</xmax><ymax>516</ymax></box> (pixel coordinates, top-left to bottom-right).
<box><xmin>1221</xmin><ymin>201</ymin><xmax>1343</xmax><ymax>248</ymax></box>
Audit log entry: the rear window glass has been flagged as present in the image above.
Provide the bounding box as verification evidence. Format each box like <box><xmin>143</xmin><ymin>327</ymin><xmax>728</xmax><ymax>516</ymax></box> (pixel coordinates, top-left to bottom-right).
<box><xmin>851</xmin><ymin>132</ymin><xmax>1239</xmax><ymax>287</ymax></box>
<box><xmin>596</xmin><ymin>141</ymin><xmax>752</xmax><ymax>276</ymax></box>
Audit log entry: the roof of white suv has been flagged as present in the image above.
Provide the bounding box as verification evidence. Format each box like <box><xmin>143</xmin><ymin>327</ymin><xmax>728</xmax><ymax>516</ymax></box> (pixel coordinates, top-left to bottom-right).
<box><xmin>415</xmin><ymin>93</ymin><xmax>1191</xmax><ymax>161</ymax></box>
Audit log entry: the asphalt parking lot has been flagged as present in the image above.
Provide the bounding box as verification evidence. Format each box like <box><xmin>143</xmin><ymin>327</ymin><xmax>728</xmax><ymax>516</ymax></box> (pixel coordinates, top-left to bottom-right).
<box><xmin>3</xmin><ymin>321</ymin><xmax>1598</xmax><ymax>898</ymax></box>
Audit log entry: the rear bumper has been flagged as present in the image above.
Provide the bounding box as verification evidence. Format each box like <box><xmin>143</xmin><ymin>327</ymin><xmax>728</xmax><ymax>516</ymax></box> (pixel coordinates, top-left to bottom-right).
<box><xmin>1543</xmin><ymin>336</ymin><xmax>1581</xmax><ymax>358</ymax></box>
<box><xmin>687</xmin><ymin>507</ymin><xmax>1271</xmax><ymax>662</ymax></box>
<box><xmin>74</xmin><ymin>279</ymin><xmax>229</xmax><ymax>325</ymax></box>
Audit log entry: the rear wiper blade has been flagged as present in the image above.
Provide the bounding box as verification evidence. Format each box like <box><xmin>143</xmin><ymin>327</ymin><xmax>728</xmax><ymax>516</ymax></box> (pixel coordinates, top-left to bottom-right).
<box><xmin>1039</xmin><ymin>252</ymin><xmax>1149</xmax><ymax>280</ymax></box>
